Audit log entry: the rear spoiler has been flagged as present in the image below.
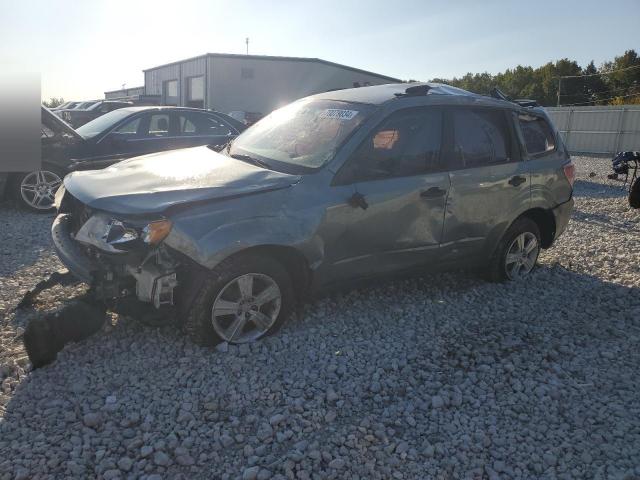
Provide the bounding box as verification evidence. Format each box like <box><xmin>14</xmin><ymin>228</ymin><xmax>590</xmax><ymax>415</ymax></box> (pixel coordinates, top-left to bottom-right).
<box><xmin>488</xmin><ymin>88</ymin><xmax>539</xmax><ymax>108</ymax></box>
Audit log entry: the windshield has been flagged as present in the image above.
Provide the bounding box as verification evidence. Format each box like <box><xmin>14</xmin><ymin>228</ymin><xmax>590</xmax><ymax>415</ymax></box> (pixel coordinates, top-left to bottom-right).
<box><xmin>228</xmin><ymin>99</ymin><xmax>375</xmax><ymax>171</ymax></box>
<box><xmin>76</xmin><ymin>109</ymin><xmax>134</xmax><ymax>139</ymax></box>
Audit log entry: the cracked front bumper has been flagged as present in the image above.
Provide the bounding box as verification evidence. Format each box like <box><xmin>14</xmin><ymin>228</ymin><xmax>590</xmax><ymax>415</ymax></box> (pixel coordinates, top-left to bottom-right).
<box><xmin>51</xmin><ymin>214</ymin><xmax>96</xmax><ymax>283</ymax></box>
<box><xmin>51</xmin><ymin>213</ymin><xmax>178</xmax><ymax>308</ymax></box>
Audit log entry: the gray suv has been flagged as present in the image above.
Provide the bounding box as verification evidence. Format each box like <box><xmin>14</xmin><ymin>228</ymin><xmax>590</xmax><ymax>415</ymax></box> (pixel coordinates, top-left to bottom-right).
<box><xmin>51</xmin><ymin>83</ymin><xmax>574</xmax><ymax>345</ymax></box>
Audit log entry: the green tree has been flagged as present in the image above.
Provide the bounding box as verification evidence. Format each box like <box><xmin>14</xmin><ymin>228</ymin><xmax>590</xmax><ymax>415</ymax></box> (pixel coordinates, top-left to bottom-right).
<box><xmin>580</xmin><ymin>61</ymin><xmax>607</xmax><ymax>105</ymax></box>
<box><xmin>428</xmin><ymin>49</ymin><xmax>639</xmax><ymax>107</ymax></box>
<box><xmin>42</xmin><ymin>97</ymin><xmax>65</xmax><ymax>108</ymax></box>
<box><xmin>601</xmin><ymin>49</ymin><xmax>640</xmax><ymax>103</ymax></box>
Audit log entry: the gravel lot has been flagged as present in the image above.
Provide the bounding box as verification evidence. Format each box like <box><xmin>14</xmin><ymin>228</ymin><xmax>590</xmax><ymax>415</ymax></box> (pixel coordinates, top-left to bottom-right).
<box><xmin>1</xmin><ymin>156</ymin><xmax>639</xmax><ymax>480</ymax></box>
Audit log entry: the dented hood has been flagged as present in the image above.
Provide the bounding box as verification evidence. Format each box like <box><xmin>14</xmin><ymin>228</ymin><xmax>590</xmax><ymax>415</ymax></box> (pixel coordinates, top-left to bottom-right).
<box><xmin>63</xmin><ymin>146</ymin><xmax>301</xmax><ymax>215</ymax></box>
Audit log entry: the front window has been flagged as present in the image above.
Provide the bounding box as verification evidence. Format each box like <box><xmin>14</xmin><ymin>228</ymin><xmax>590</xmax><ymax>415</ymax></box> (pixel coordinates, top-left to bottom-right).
<box><xmin>228</xmin><ymin>99</ymin><xmax>375</xmax><ymax>171</ymax></box>
<box><xmin>76</xmin><ymin>109</ymin><xmax>135</xmax><ymax>139</ymax></box>
<box><xmin>339</xmin><ymin>108</ymin><xmax>443</xmax><ymax>183</ymax></box>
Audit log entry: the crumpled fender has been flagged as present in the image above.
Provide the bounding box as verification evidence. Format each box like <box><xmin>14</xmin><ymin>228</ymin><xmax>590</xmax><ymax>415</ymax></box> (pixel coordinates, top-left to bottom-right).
<box><xmin>164</xmin><ymin>208</ymin><xmax>324</xmax><ymax>269</ymax></box>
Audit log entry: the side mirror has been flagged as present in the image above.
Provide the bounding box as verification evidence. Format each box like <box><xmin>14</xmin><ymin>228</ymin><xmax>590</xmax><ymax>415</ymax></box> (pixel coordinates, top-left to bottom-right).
<box><xmin>209</xmin><ymin>143</ymin><xmax>226</xmax><ymax>153</ymax></box>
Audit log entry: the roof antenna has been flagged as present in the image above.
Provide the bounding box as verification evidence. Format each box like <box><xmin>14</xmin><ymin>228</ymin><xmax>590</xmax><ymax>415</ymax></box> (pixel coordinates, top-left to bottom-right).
<box><xmin>245</xmin><ymin>37</ymin><xmax>249</xmax><ymax>55</ymax></box>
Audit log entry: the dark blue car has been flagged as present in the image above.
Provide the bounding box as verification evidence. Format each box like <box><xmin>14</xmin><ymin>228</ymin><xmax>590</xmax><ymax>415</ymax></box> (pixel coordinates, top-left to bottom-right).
<box><xmin>4</xmin><ymin>106</ymin><xmax>246</xmax><ymax>211</ymax></box>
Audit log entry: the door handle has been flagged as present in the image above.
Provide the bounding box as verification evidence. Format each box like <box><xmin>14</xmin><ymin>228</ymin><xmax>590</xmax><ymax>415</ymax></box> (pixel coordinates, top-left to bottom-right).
<box><xmin>420</xmin><ymin>187</ymin><xmax>447</xmax><ymax>198</ymax></box>
<box><xmin>508</xmin><ymin>175</ymin><xmax>527</xmax><ymax>187</ymax></box>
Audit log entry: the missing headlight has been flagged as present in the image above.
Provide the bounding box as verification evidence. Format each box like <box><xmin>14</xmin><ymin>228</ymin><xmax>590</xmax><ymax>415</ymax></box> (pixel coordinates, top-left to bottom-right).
<box><xmin>102</xmin><ymin>219</ymin><xmax>139</xmax><ymax>245</ymax></box>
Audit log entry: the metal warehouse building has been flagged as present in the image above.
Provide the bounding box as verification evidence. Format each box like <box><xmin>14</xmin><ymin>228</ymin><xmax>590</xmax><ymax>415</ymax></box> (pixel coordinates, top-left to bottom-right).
<box><xmin>131</xmin><ymin>53</ymin><xmax>400</xmax><ymax>115</ymax></box>
<box><xmin>104</xmin><ymin>86</ymin><xmax>145</xmax><ymax>99</ymax></box>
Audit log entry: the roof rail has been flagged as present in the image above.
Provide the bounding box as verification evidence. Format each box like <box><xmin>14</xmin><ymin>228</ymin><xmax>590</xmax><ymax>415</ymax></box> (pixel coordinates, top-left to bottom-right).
<box><xmin>488</xmin><ymin>87</ymin><xmax>539</xmax><ymax>107</ymax></box>
<box><xmin>513</xmin><ymin>98</ymin><xmax>538</xmax><ymax>107</ymax></box>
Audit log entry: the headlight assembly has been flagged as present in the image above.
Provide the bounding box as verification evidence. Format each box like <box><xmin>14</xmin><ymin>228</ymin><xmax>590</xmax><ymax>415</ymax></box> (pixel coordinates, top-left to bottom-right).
<box><xmin>76</xmin><ymin>215</ymin><xmax>173</xmax><ymax>252</ymax></box>
<box><xmin>102</xmin><ymin>219</ymin><xmax>139</xmax><ymax>246</ymax></box>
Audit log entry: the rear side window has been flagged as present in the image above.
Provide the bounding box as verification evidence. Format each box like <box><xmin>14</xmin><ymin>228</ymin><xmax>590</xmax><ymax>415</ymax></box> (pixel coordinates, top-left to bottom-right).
<box><xmin>518</xmin><ymin>114</ymin><xmax>556</xmax><ymax>155</ymax></box>
<box><xmin>341</xmin><ymin>108</ymin><xmax>443</xmax><ymax>183</ymax></box>
<box><xmin>451</xmin><ymin>109</ymin><xmax>511</xmax><ymax>169</ymax></box>
<box><xmin>179</xmin><ymin>113</ymin><xmax>236</xmax><ymax>136</ymax></box>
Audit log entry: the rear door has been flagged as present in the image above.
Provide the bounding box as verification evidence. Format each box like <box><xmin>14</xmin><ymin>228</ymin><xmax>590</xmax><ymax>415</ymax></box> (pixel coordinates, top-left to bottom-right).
<box><xmin>516</xmin><ymin>112</ymin><xmax>572</xmax><ymax>207</ymax></box>
<box><xmin>440</xmin><ymin>107</ymin><xmax>530</xmax><ymax>262</ymax></box>
<box><xmin>325</xmin><ymin>107</ymin><xmax>450</xmax><ymax>280</ymax></box>
<box><xmin>128</xmin><ymin>111</ymin><xmax>177</xmax><ymax>155</ymax></box>
<box><xmin>174</xmin><ymin>112</ymin><xmax>239</xmax><ymax>150</ymax></box>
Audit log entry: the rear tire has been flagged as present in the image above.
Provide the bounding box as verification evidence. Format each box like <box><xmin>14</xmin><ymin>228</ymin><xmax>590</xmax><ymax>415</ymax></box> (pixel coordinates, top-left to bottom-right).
<box><xmin>629</xmin><ymin>177</ymin><xmax>640</xmax><ymax>209</ymax></box>
<box><xmin>486</xmin><ymin>217</ymin><xmax>541</xmax><ymax>282</ymax></box>
<box><xmin>183</xmin><ymin>253</ymin><xmax>294</xmax><ymax>346</ymax></box>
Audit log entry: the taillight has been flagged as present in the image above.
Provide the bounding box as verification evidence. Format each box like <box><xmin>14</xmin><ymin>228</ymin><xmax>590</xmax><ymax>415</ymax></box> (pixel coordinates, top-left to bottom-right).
<box><xmin>563</xmin><ymin>161</ymin><xmax>576</xmax><ymax>187</ymax></box>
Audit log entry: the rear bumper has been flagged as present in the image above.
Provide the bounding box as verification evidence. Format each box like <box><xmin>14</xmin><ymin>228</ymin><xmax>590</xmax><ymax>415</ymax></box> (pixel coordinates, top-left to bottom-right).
<box><xmin>552</xmin><ymin>196</ymin><xmax>574</xmax><ymax>242</ymax></box>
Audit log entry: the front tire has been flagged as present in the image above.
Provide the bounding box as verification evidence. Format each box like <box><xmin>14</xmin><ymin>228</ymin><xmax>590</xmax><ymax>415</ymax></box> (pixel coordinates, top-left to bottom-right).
<box><xmin>487</xmin><ymin>217</ymin><xmax>541</xmax><ymax>282</ymax></box>
<box><xmin>183</xmin><ymin>253</ymin><xmax>294</xmax><ymax>346</ymax></box>
<box><xmin>13</xmin><ymin>169</ymin><xmax>63</xmax><ymax>212</ymax></box>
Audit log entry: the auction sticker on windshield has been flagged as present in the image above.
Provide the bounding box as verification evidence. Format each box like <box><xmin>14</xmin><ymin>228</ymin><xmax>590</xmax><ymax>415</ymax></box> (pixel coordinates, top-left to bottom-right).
<box><xmin>320</xmin><ymin>109</ymin><xmax>359</xmax><ymax>120</ymax></box>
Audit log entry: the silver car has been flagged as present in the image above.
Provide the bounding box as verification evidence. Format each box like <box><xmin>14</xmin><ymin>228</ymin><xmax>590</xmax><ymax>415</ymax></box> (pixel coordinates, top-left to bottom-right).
<box><xmin>52</xmin><ymin>83</ymin><xmax>575</xmax><ymax>345</ymax></box>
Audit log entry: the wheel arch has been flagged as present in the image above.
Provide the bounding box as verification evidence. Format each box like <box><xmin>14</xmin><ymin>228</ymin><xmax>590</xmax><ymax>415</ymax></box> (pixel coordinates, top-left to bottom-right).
<box><xmin>517</xmin><ymin>207</ymin><xmax>556</xmax><ymax>248</ymax></box>
<box><xmin>484</xmin><ymin>206</ymin><xmax>556</xmax><ymax>261</ymax></box>
<box><xmin>194</xmin><ymin>244</ymin><xmax>313</xmax><ymax>301</ymax></box>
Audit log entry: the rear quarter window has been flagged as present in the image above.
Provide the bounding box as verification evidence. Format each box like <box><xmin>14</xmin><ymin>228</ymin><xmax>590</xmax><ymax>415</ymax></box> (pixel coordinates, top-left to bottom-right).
<box><xmin>518</xmin><ymin>114</ymin><xmax>556</xmax><ymax>156</ymax></box>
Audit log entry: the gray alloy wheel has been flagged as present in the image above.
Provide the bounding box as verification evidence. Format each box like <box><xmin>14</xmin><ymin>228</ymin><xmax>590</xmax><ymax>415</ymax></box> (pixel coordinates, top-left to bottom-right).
<box><xmin>210</xmin><ymin>272</ymin><xmax>282</xmax><ymax>343</ymax></box>
<box><xmin>504</xmin><ymin>231</ymin><xmax>539</xmax><ymax>279</ymax></box>
<box><xmin>19</xmin><ymin>170</ymin><xmax>62</xmax><ymax>211</ymax></box>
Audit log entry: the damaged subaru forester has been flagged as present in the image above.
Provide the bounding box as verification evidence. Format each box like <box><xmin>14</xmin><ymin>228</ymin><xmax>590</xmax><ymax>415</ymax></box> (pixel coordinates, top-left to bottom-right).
<box><xmin>52</xmin><ymin>83</ymin><xmax>574</xmax><ymax>345</ymax></box>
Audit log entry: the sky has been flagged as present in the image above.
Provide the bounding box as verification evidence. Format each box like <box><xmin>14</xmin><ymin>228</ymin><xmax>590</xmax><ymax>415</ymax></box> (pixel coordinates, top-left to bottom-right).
<box><xmin>1</xmin><ymin>0</ymin><xmax>638</xmax><ymax>101</ymax></box>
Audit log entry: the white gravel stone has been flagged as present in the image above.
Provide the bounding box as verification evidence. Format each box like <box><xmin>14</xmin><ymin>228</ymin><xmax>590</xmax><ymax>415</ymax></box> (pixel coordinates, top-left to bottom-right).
<box><xmin>0</xmin><ymin>156</ymin><xmax>639</xmax><ymax>479</ymax></box>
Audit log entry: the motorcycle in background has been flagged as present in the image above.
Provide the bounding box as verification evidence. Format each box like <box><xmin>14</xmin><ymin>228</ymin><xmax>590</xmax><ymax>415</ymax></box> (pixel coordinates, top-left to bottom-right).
<box><xmin>608</xmin><ymin>151</ymin><xmax>640</xmax><ymax>208</ymax></box>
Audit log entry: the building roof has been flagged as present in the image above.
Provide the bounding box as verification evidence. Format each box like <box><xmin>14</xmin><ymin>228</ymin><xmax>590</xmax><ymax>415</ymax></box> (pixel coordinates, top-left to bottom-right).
<box><xmin>104</xmin><ymin>86</ymin><xmax>145</xmax><ymax>95</ymax></box>
<box><xmin>143</xmin><ymin>53</ymin><xmax>402</xmax><ymax>83</ymax></box>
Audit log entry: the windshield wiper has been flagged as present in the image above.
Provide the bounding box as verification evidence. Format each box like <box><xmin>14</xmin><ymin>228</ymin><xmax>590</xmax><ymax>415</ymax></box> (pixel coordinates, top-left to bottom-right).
<box><xmin>230</xmin><ymin>153</ymin><xmax>271</xmax><ymax>170</ymax></box>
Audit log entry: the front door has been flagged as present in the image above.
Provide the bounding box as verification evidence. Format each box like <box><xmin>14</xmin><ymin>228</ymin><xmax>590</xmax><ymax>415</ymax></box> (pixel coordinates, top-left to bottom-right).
<box><xmin>440</xmin><ymin>107</ymin><xmax>530</xmax><ymax>262</ymax></box>
<box><xmin>325</xmin><ymin>107</ymin><xmax>450</xmax><ymax>281</ymax></box>
<box><xmin>88</xmin><ymin>112</ymin><xmax>178</xmax><ymax>169</ymax></box>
